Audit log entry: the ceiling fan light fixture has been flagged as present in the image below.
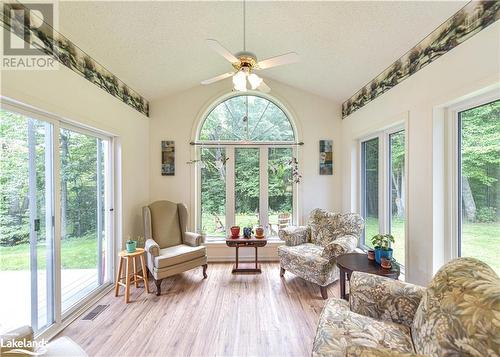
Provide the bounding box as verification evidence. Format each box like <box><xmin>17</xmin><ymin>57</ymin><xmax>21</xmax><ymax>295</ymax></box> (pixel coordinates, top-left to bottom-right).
<box><xmin>248</xmin><ymin>73</ymin><xmax>263</xmax><ymax>90</ymax></box>
<box><xmin>233</xmin><ymin>70</ymin><xmax>247</xmax><ymax>92</ymax></box>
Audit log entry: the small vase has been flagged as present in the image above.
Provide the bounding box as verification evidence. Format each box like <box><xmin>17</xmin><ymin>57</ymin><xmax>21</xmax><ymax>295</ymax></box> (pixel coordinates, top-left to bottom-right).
<box><xmin>230</xmin><ymin>226</ymin><xmax>240</xmax><ymax>238</ymax></box>
<box><xmin>381</xmin><ymin>257</ymin><xmax>392</xmax><ymax>269</ymax></box>
<box><xmin>367</xmin><ymin>250</ymin><xmax>375</xmax><ymax>261</ymax></box>
<box><xmin>126</xmin><ymin>240</ymin><xmax>137</xmax><ymax>253</ymax></box>
<box><xmin>255</xmin><ymin>226</ymin><xmax>264</xmax><ymax>237</ymax></box>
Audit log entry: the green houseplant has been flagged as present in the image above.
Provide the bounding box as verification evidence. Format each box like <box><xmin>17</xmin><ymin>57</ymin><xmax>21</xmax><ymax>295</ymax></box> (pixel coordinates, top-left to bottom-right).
<box><xmin>371</xmin><ymin>234</ymin><xmax>395</xmax><ymax>264</ymax></box>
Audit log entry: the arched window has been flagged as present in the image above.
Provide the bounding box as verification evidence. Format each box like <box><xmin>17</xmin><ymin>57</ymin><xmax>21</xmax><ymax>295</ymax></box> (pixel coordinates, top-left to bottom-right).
<box><xmin>196</xmin><ymin>94</ymin><xmax>298</xmax><ymax>239</ymax></box>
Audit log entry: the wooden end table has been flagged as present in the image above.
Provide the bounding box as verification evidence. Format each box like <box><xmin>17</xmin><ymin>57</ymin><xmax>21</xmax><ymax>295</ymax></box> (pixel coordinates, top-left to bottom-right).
<box><xmin>336</xmin><ymin>253</ymin><xmax>400</xmax><ymax>300</ymax></box>
<box><xmin>115</xmin><ymin>248</ymin><xmax>150</xmax><ymax>303</ymax></box>
<box><xmin>225</xmin><ymin>236</ymin><xmax>267</xmax><ymax>273</ymax></box>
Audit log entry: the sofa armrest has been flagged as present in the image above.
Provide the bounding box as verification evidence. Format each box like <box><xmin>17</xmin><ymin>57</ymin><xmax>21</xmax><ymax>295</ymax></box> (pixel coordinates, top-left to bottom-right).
<box><xmin>346</xmin><ymin>346</ymin><xmax>425</xmax><ymax>357</ymax></box>
<box><xmin>1</xmin><ymin>325</ymin><xmax>34</xmax><ymax>356</ymax></box>
<box><xmin>184</xmin><ymin>232</ymin><xmax>202</xmax><ymax>247</ymax></box>
<box><xmin>321</xmin><ymin>234</ymin><xmax>358</xmax><ymax>260</ymax></box>
<box><xmin>145</xmin><ymin>238</ymin><xmax>160</xmax><ymax>257</ymax></box>
<box><xmin>278</xmin><ymin>226</ymin><xmax>309</xmax><ymax>246</ymax></box>
<box><xmin>349</xmin><ymin>271</ymin><xmax>425</xmax><ymax>327</ymax></box>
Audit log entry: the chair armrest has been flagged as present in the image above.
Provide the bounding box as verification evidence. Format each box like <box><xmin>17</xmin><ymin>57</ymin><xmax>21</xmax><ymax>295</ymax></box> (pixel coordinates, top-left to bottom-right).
<box><xmin>346</xmin><ymin>346</ymin><xmax>425</xmax><ymax>357</ymax></box>
<box><xmin>349</xmin><ymin>271</ymin><xmax>425</xmax><ymax>327</ymax></box>
<box><xmin>145</xmin><ymin>239</ymin><xmax>160</xmax><ymax>257</ymax></box>
<box><xmin>184</xmin><ymin>232</ymin><xmax>203</xmax><ymax>247</ymax></box>
<box><xmin>321</xmin><ymin>234</ymin><xmax>358</xmax><ymax>260</ymax></box>
<box><xmin>278</xmin><ymin>226</ymin><xmax>309</xmax><ymax>246</ymax></box>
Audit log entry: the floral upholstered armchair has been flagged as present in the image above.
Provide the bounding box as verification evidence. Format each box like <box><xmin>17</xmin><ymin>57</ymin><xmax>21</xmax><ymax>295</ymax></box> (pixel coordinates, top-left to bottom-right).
<box><xmin>277</xmin><ymin>209</ymin><xmax>364</xmax><ymax>299</ymax></box>
<box><xmin>312</xmin><ymin>257</ymin><xmax>500</xmax><ymax>357</ymax></box>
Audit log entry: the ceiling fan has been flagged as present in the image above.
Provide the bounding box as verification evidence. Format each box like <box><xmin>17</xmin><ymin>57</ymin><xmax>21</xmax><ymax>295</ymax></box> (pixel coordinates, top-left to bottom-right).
<box><xmin>200</xmin><ymin>1</ymin><xmax>300</xmax><ymax>93</ymax></box>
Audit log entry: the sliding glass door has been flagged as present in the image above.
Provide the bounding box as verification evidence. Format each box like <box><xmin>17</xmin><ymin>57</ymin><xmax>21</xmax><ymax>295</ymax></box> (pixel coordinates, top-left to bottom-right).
<box><xmin>60</xmin><ymin>127</ymin><xmax>110</xmax><ymax>313</ymax></box>
<box><xmin>360</xmin><ymin>137</ymin><xmax>379</xmax><ymax>246</ymax></box>
<box><xmin>0</xmin><ymin>104</ymin><xmax>114</xmax><ymax>334</ymax></box>
<box><xmin>0</xmin><ymin>110</ymin><xmax>54</xmax><ymax>332</ymax></box>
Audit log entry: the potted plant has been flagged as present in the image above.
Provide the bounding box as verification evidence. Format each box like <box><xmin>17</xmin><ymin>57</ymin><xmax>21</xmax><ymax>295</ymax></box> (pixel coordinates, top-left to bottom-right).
<box><xmin>371</xmin><ymin>234</ymin><xmax>395</xmax><ymax>264</ymax></box>
<box><xmin>126</xmin><ymin>239</ymin><xmax>137</xmax><ymax>253</ymax></box>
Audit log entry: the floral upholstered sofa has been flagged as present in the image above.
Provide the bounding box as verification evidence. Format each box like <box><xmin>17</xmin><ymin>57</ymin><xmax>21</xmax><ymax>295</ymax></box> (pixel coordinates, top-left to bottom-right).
<box><xmin>277</xmin><ymin>209</ymin><xmax>364</xmax><ymax>299</ymax></box>
<box><xmin>312</xmin><ymin>257</ymin><xmax>500</xmax><ymax>357</ymax></box>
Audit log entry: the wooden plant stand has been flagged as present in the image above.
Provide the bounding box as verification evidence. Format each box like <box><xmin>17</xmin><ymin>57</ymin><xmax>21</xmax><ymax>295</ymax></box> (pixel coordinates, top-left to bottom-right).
<box><xmin>115</xmin><ymin>248</ymin><xmax>150</xmax><ymax>303</ymax></box>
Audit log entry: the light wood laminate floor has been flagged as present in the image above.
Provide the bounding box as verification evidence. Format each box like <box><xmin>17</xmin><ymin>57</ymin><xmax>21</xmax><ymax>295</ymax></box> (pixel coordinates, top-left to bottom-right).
<box><xmin>60</xmin><ymin>263</ymin><xmax>340</xmax><ymax>357</ymax></box>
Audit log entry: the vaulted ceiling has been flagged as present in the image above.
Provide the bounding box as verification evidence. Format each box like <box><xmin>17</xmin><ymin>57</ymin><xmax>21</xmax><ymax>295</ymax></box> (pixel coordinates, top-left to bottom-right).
<box><xmin>58</xmin><ymin>1</ymin><xmax>467</xmax><ymax>102</ymax></box>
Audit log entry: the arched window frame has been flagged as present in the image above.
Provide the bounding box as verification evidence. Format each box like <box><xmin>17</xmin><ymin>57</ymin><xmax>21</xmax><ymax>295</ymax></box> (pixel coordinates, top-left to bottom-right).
<box><xmin>193</xmin><ymin>92</ymin><xmax>301</xmax><ymax>240</ymax></box>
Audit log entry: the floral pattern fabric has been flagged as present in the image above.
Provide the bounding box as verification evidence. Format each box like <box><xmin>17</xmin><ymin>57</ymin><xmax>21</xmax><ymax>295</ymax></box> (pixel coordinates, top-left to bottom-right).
<box><xmin>278</xmin><ymin>210</ymin><xmax>363</xmax><ymax>288</ymax></box>
<box><xmin>308</xmin><ymin>209</ymin><xmax>364</xmax><ymax>247</ymax></box>
<box><xmin>322</xmin><ymin>234</ymin><xmax>359</xmax><ymax>260</ymax></box>
<box><xmin>411</xmin><ymin>257</ymin><xmax>500</xmax><ymax>357</ymax></box>
<box><xmin>277</xmin><ymin>244</ymin><xmax>338</xmax><ymax>286</ymax></box>
<box><xmin>349</xmin><ymin>271</ymin><xmax>425</xmax><ymax>328</ymax></box>
<box><xmin>345</xmin><ymin>346</ymin><xmax>425</xmax><ymax>357</ymax></box>
<box><xmin>278</xmin><ymin>225</ymin><xmax>310</xmax><ymax>246</ymax></box>
<box><xmin>312</xmin><ymin>298</ymin><xmax>415</xmax><ymax>357</ymax></box>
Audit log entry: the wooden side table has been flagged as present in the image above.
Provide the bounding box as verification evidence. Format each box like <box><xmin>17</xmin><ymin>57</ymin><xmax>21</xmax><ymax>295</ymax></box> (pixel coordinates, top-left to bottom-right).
<box><xmin>115</xmin><ymin>248</ymin><xmax>150</xmax><ymax>303</ymax></box>
<box><xmin>336</xmin><ymin>253</ymin><xmax>400</xmax><ymax>300</ymax></box>
<box><xmin>225</xmin><ymin>237</ymin><xmax>267</xmax><ymax>273</ymax></box>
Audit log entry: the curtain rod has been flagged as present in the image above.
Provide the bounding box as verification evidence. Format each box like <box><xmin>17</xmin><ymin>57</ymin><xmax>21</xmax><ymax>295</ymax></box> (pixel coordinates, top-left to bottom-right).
<box><xmin>190</xmin><ymin>141</ymin><xmax>304</xmax><ymax>146</ymax></box>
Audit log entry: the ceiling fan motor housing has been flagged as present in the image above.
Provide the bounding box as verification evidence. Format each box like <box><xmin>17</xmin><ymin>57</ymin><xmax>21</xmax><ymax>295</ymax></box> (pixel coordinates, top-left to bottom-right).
<box><xmin>233</xmin><ymin>51</ymin><xmax>258</xmax><ymax>71</ymax></box>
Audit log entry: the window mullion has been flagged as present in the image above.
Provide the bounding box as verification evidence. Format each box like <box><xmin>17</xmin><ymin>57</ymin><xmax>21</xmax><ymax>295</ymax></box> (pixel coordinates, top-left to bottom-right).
<box><xmin>259</xmin><ymin>147</ymin><xmax>269</xmax><ymax>233</ymax></box>
<box><xmin>226</xmin><ymin>147</ymin><xmax>235</xmax><ymax>233</ymax></box>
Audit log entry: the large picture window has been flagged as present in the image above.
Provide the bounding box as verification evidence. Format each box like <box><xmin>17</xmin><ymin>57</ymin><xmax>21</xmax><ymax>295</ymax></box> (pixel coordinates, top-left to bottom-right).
<box><xmin>457</xmin><ymin>99</ymin><xmax>499</xmax><ymax>273</ymax></box>
<box><xmin>197</xmin><ymin>94</ymin><xmax>297</xmax><ymax>239</ymax></box>
<box><xmin>360</xmin><ymin>127</ymin><xmax>406</xmax><ymax>268</ymax></box>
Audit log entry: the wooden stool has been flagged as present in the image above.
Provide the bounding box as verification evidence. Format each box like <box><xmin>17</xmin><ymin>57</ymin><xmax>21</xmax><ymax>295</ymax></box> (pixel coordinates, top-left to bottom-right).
<box><xmin>114</xmin><ymin>248</ymin><xmax>150</xmax><ymax>303</ymax></box>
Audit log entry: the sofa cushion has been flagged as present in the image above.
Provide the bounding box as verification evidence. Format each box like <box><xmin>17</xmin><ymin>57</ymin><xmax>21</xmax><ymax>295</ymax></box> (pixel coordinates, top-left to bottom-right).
<box><xmin>312</xmin><ymin>299</ymin><xmax>415</xmax><ymax>357</ymax></box>
<box><xmin>411</xmin><ymin>257</ymin><xmax>500</xmax><ymax>356</ymax></box>
<box><xmin>155</xmin><ymin>244</ymin><xmax>206</xmax><ymax>269</ymax></box>
<box><xmin>278</xmin><ymin>243</ymin><xmax>338</xmax><ymax>286</ymax></box>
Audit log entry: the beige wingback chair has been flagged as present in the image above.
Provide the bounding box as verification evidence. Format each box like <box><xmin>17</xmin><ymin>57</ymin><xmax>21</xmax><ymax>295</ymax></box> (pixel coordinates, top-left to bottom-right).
<box><xmin>143</xmin><ymin>200</ymin><xmax>207</xmax><ymax>295</ymax></box>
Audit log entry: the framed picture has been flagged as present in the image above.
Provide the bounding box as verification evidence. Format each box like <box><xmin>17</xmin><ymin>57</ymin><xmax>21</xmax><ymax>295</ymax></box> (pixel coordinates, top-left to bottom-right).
<box><xmin>161</xmin><ymin>141</ymin><xmax>175</xmax><ymax>176</ymax></box>
<box><xmin>319</xmin><ymin>140</ymin><xmax>333</xmax><ymax>175</ymax></box>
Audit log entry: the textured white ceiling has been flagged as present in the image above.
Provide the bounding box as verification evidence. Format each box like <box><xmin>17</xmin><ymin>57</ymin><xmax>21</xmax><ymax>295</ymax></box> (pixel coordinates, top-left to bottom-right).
<box><xmin>58</xmin><ymin>1</ymin><xmax>467</xmax><ymax>102</ymax></box>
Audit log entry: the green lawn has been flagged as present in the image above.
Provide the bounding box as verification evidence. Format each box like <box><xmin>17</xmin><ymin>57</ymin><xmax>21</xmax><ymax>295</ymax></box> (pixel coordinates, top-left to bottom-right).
<box><xmin>364</xmin><ymin>216</ymin><xmax>499</xmax><ymax>273</ymax></box>
<box><xmin>0</xmin><ymin>235</ymin><xmax>98</xmax><ymax>270</ymax></box>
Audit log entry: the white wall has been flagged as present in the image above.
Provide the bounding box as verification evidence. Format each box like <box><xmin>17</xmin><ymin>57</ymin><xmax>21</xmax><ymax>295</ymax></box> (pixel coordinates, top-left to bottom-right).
<box><xmin>1</xmin><ymin>64</ymin><xmax>150</xmax><ymax>250</ymax></box>
<box><xmin>340</xmin><ymin>22</ymin><xmax>500</xmax><ymax>286</ymax></box>
<box><xmin>149</xmin><ymin>78</ymin><xmax>342</xmax><ymax>224</ymax></box>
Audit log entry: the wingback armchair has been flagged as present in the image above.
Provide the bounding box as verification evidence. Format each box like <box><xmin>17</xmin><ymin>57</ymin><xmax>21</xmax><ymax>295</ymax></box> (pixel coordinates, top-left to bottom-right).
<box><xmin>312</xmin><ymin>257</ymin><xmax>500</xmax><ymax>356</ymax></box>
<box><xmin>277</xmin><ymin>208</ymin><xmax>364</xmax><ymax>299</ymax></box>
<box><xmin>143</xmin><ymin>200</ymin><xmax>207</xmax><ymax>296</ymax></box>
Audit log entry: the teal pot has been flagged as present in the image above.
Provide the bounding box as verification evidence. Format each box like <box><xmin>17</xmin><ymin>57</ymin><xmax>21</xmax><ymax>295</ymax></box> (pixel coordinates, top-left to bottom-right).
<box><xmin>126</xmin><ymin>240</ymin><xmax>137</xmax><ymax>253</ymax></box>
<box><xmin>374</xmin><ymin>247</ymin><xmax>393</xmax><ymax>264</ymax></box>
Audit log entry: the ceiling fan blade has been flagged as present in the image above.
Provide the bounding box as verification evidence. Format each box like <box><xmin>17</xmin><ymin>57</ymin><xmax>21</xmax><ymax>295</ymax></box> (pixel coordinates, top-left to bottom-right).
<box><xmin>206</xmin><ymin>39</ymin><xmax>239</xmax><ymax>64</ymax></box>
<box><xmin>257</xmin><ymin>80</ymin><xmax>271</xmax><ymax>93</ymax></box>
<box><xmin>257</xmin><ymin>52</ymin><xmax>300</xmax><ymax>70</ymax></box>
<box><xmin>201</xmin><ymin>72</ymin><xmax>234</xmax><ymax>85</ymax></box>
